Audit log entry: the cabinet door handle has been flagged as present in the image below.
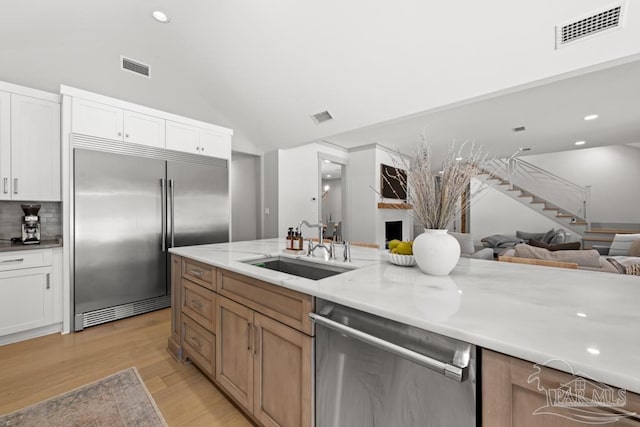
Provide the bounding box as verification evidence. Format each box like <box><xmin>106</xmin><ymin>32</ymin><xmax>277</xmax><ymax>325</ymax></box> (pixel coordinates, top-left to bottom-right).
<box><xmin>46</xmin><ymin>273</ymin><xmax>51</xmax><ymax>290</ymax></box>
<box><xmin>0</xmin><ymin>258</ymin><xmax>24</xmax><ymax>264</ymax></box>
<box><xmin>125</xmin><ymin>133</ymin><xmax>129</xmax><ymax>138</ymax></box>
<box><xmin>201</xmin><ymin>147</ymin><xmax>205</xmax><ymax>152</ymax></box>
<box><xmin>118</xmin><ymin>131</ymin><xmax>122</xmax><ymax>137</ymax></box>
<box><xmin>13</xmin><ymin>178</ymin><xmax>18</xmax><ymax>194</ymax></box>
<box><xmin>247</xmin><ymin>323</ymin><xmax>251</xmax><ymax>351</ymax></box>
<box><xmin>191</xmin><ymin>299</ymin><xmax>203</xmax><ymax>310</ymax></box>
<box><xmin>2</xmin><ymin>177</ymin><xmax>7</xmax><ymax>194</ymax></box>
<box><xmin>190</xmin><ymin>269</ymin><xmax>204</xmax><ymax>277</ymax></box>
<box><xmin>191</xmin><ymin>336</ymin><xmax>202</xmax><ymax>348</ymax></box>
<box><xmin>254</xmin><ymin>326</ymin><xmax>260</xmax><ymax>356</ymax></box>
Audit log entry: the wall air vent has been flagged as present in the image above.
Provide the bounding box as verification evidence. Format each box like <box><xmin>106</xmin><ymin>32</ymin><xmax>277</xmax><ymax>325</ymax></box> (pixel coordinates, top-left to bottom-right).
<box><xmin>311</xmin><ymin>111</ymin><xmax>333</xmax><ymax>124</ymax></box>
<box><xmin>512</xmin><ymin>126</ymin><xmax>526</xmax><ymax>132</ymax></box>
<box><xmin>121</xmin><ymin>56</ymin><xmax>151</xmax><ymax>78</ymax></box>
<box><xmin>556</xmin><ymin>3</ymin><xmax>625</xmax><ymax>49</ymax></box>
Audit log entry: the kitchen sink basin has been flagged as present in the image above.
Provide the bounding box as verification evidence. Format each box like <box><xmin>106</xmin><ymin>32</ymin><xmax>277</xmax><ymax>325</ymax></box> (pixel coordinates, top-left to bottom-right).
<box><xmin>244</xmin><ymin>256</ymin><xmax>353</xmax><ymax>280</ymax></box>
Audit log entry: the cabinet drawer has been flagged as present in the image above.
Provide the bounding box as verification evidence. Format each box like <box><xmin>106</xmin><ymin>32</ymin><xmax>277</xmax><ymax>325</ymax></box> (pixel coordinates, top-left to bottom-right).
<box><xmin>182</xmin><ymin>258</ymin><xmax>215</xmax><ymax>290</ymax></box>
<box><xmin>183</xmin><ymin>315</ymin><xmax>215</xmax><ymax>377</ymax></box>
<box><xmin>218</xmin><ymin>269</ymin><xmax>313</xmax><ymax>335</ymax></box>
<box><xmin>0</xmin><ymin>250</ymin><xmax>52</xmax><ymax>271</ymax></box>
<box><xmin>181</xmin><ymin>278</ymin><xmax>216</xmax><ymax>332</ymax></box>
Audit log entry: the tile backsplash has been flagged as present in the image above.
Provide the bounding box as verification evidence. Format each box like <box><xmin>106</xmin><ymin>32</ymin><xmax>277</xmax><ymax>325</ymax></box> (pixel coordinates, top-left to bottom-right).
<box><xmin>0</xmin><ymin>201</ymin><xmax>62</xmax><ymax>241</ymax></box>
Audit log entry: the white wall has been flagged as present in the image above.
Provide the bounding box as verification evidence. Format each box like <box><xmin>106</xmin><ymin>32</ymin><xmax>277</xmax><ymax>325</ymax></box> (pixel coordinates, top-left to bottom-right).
<box><xmin>521</xmin><ymin>145</ymin><xmax>640</xmax><ymax>223</ymax></box>
<box><xmin>263</xmin><ymin>150</ymin><xmax>279</xmax><ymax>238</ymax></box>
<box><xmin>277</xmin><ymin>143</ymin><xmax>349</xmax><ymax>238</ymax></box>
<box><xmin>231</xmin><ymin>152</ymin><xmax>260</xmax><ymax>242</ymax></box>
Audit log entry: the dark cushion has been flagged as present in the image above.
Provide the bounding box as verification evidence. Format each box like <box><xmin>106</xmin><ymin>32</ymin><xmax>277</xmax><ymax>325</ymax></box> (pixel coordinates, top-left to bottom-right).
<box><xmin>529</xmin><ymin>239</ymin><xmax>581</xmax><ymax>251</ymax></box>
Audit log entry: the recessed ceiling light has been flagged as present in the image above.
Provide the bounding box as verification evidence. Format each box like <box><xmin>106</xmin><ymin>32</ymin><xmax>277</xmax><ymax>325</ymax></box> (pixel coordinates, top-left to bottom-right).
<box><xmin>152</xmin><ymin>11</ymin><xmax>171</xmax><ymax>23</ymax></box>
<box><xmin>324</xmin><ymin>159</ymin><xmax>331</xmax><ymax>163</ymax></box>
<box><xmin>574</xmin><ymin>141</ymin><xmax>586</xmax><ymax>146</ymax></box>
<box><xmin>323</xmin><ymin>185</ymin><xmax>330</xmax><ymax>191</ymax></box>
<box><xmin>326</xmin><ymin>174</ymin><xmax>331</xmax><ymax>178</ymax></box>
<box><xmin>587</xmin><ymin>347</ymin><xmax>600</xmax><ymax>355</ymax></box>
<box><xmin>576</xmin><ymin>312</ymin><xmax>587</xmax><ymax>318</ymax></box>
<box><xmin>584</xmin><ymin>114</ymin><xmax>599</xmax><ymax>121</ymax></box>
<box><xmin>455</xmin><ymin>157</ymin><xmax>463</xmax><ymax>161</ymax></box>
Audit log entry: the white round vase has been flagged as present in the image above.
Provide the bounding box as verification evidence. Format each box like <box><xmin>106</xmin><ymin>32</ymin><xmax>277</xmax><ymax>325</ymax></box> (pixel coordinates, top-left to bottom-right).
<box><xmin>412</xmin><ymin>229</ymin><xmax>461</xmax><ymax>276</ymax></box>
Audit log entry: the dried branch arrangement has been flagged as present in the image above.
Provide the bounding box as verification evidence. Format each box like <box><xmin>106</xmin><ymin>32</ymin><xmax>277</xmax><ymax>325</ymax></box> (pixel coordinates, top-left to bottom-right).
<box><xmin>383</xmin><ymin>136</ymin><xmax>488</xmax><ymax>230</ymax></box>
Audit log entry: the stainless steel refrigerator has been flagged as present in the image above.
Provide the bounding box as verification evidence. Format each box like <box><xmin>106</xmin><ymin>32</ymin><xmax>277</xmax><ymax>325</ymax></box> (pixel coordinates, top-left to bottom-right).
<box><xmin>72</xmin><ymin>142</ymin><xmax>228</xmax><ymax>331</ymax></box>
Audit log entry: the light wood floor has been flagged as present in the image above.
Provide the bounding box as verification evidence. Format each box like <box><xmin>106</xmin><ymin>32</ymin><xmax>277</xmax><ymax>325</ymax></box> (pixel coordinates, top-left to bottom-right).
<box><xmin>0</xmin><ymin>309</ymin><xmax>252</xmax><ymax>426</ymax></box>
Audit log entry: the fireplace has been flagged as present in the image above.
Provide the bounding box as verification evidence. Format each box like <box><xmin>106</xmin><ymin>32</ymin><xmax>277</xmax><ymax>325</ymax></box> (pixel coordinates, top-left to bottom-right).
<box><xmin>385</xmin><ymin>221</ymin><xmax>402</xmax><ymax>249</ymax></box>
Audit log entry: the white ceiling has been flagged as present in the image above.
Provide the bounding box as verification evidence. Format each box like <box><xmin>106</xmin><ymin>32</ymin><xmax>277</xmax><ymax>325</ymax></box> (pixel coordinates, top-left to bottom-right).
<box><xmin>327</xmin><ymin>56</ymin><xmax>640</xmax><ymax>160</ymax></box>
<box><xmin>1</xmin><ymin>1</ymin><xmax>639</xmax><ymax>155</ymax></box>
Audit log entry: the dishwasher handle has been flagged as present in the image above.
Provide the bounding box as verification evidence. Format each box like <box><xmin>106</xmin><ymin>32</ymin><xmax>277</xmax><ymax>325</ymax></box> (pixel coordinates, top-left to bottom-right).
<box><xmin>309</xmin><ymin>312</ymin><xmax>467</xmax><ymax>382</ymax></box>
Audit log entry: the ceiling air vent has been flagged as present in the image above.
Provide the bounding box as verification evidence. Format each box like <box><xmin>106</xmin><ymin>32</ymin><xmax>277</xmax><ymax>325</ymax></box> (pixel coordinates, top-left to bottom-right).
<box><xmin>121</xmin><ymin>56</ymin><xmax>150</xmax><ymax>78</ymax></box>
<box><xmin>512</xmin><ymin>126</ymin><xmax>526</xmax><ymax>132</ymax></box>
<box><xmin>556</xmin><ymin>3</ymin><xmax>625</xmax><ymax>49</ymax></box>
<box><xmin>311</xmin><ymin>111</ymin><xmax>333</xmax><ymax>124</ymax></box>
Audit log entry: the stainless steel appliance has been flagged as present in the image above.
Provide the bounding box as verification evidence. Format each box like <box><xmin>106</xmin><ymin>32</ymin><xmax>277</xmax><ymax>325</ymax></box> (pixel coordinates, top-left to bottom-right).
<box><xmin>72</xmin><ymin>136</ymin><xmax>229</xmax><ymax>331</ymax></box>
<box><xmin>21</xmin><ymin>204</ymin><xmax>41</xmax><ymax>245</ymax></box>
<box><xmin>312</xmin><ymin>299</ymin><xmax>477</xmax><ymax>427</ymax></box>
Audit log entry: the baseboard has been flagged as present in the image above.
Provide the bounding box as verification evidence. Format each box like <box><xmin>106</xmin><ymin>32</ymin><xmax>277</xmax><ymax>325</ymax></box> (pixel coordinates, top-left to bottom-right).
<box><xmin>0</xmin><ymin>323</ymin><xmax>63</xmax><ymax>346</ymax></box>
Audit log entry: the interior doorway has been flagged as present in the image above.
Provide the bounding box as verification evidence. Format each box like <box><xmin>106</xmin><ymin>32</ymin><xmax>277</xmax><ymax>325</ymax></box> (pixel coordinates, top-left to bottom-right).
<box><xmin>231</xmin><ymin>152</ymin><xmax>261</xmax><ymax>241</ymax></box>
<box><xmin>319</xmin><ymin>156</ymin><xmax>347</xmax><ymax>241</ymax></box>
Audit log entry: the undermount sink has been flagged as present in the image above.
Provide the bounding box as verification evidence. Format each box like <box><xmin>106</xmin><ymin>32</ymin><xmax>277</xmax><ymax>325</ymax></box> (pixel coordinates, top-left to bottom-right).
<box><xmin>243</xmin><ymin>256</ymin><xmax>353</xmax><ymax>280</ymax></box>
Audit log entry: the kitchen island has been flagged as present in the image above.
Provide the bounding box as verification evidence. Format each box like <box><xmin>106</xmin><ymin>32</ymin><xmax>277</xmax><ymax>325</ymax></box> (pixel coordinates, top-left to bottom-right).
<box><xmin>169</xmin><ymin>238</ymin><xmax>640</xmax><ymax>426</ymax></box>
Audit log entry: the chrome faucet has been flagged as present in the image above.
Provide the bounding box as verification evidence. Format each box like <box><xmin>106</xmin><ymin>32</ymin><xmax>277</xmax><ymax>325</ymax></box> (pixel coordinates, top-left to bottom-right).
<box><xmin>298</xmin><ymin>220</ymin><xmax>331</xmax><ymax>259</ymax></box>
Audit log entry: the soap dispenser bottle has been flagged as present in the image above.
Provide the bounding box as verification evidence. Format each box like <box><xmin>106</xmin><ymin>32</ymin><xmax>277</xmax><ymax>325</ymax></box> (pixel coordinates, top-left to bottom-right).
<box><xmin>287</xmin><ymin>227</ymin><xmax>294</xmax><ymax>249</ymax></box>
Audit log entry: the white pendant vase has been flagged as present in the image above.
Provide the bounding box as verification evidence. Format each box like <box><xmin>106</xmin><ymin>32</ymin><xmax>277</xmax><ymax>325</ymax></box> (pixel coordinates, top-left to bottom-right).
<box><xmin>413</xmin><ymin>229</ymin><xmax>461</xmax><ymax>276</ymax></box>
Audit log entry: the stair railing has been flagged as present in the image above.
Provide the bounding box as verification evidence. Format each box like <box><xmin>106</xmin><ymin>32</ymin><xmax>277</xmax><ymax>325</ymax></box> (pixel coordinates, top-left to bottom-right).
<box><xmin>480</xmin><ymin>157</ymin><xmax>590</xmax><ymax>223</ymax></box>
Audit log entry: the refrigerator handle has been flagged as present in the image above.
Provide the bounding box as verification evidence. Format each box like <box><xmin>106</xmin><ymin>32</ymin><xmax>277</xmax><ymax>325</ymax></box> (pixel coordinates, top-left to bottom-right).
<box><xmin>169</xmin><ymin>179</ymin><xmax>175</xmax><ymax>248</ymax></box>
<box><xmin>161</xmin><ymin>179</ymin><xmax>167</xmax><ymax>251</ymax></box>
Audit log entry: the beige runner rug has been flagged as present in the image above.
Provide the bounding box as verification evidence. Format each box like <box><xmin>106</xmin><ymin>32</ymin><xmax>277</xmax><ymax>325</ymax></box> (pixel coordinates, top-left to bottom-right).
<box><xmin>0</xmin><ymin>367</ymin><xmax>168</xmax><ymax>427</ymax></box>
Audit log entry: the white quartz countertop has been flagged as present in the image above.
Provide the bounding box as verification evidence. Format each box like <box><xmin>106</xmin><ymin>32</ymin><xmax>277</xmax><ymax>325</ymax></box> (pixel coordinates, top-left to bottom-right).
<box><xmin>170</xmin><ymin>238</ymin><xmax>640</xmax><ymax>394</ymax></box>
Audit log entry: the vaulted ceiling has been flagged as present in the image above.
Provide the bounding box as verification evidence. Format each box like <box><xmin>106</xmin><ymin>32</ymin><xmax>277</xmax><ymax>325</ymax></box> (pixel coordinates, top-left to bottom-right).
<box><xmin>1</xmin><ymin>1</ymin><xmax>639</xmax><ymax>155</ymax></box>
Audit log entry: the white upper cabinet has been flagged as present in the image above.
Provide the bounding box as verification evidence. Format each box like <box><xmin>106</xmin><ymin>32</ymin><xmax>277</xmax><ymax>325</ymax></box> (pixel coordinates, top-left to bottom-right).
<box><xmin>166</xmin><ymin>120</ymin><xmax>231</xmax><ymax>159</ymax></box>
<box><xmin>166</xmin><ymin>120</ymin><xmax>199</xmax><ymax>153</ymax></box>
<box><xmin>72</xmin><ymin>98</ymin><xmax>165</xmax><ymax>148</ymax></box>
<box><xmin>72</xmin><ymin>97</ymin><xmax>124</xmax><ymax>141</ymax></box>
<box><xmin>199</xmin><ymin>128</ymin><xmax>231</xmax><ymax>159</ymax></box>
<box><xmin>6</xmin><ymin>94</ymin><xmax>60</xmax><ymax>201</ymax></box>
<box><xmin>123</xmin><ymin>110</ymin><xmax>165</xmax><ymax>148</ymax></box>
<box><xmin>0</xmin><ymin>91</ymin><xmax>10</xmax><ymax>201</ymax></box>
<box><xmin>64</xmin><ymin>87</ymin><xmax>233</xmax><ymax>157</ymax></box>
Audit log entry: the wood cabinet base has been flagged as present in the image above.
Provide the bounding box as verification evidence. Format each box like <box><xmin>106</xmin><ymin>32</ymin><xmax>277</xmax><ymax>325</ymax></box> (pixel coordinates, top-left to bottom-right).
<box><xmin>483</xmin><ymin>349</ymin><xmax>640</xmax><ymax>426</ymax></box>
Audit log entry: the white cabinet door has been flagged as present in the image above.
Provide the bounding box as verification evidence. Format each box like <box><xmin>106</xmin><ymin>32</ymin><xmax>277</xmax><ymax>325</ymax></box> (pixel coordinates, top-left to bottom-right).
<box><xmin>166</xmin><ymin>120</ymin><xmax>199</xmax><ymax>154</ymax></box>
<box><xmin>72</xmin><ymin>97</ymin><xmax>124</xmax><ymax>141</ymax></box>
<box><xmin>123</xmin><ymin>110</ymin><xmax>165</xmax><ymax>148</ymax></box>
<box><xmin>11</xmin><ymin>94</ymin><xmax>61</xmax><ymax>201</ymax></box>
<box><xmin>0</xmin><ymin>267</ymin><xmax>53</xmax><ymax>336</ymax></box>
<box><xmin>0</xmin><ymin>91</ymin><xmax>10</xmax><ymax>201</ymax></box>
<box><xmin>199</xmin><ymin>128</ymin><xmax>231</xmax><ymax>159</ymax></box>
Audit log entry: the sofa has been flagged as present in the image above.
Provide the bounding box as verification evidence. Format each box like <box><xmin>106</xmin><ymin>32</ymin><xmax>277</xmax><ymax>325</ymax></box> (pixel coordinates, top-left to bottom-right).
<box><xmin>481</xmin><ymin>228</ymin><xmax>570</xmax><ymax>256</ymax></box>
<box><xmin>500</xmin><ymin>243</ymin><xmax>640</xmax><ymax>274</ymax></box>
<box><xmin>450</xmin><ymin>232</ymin><xmax>494</xmax><ymax>261</ymax></box>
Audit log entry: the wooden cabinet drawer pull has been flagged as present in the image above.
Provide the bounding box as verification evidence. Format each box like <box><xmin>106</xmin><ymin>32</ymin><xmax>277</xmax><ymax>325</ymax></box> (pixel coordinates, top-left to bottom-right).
<box><xmin>247</xmin><ymin>323</ymin><xmax>251</xmax><ymax>351</ymax></box>
<box><xmin>191</xmin><ymin>299</ymin><xmax>203</xmax><ymax>310</ymax></box>
<box><xmin>191</xmin><ymin>336</ymin><xmax>202</xmax><ymax>348</ymax></box>
<box><xmin>190</xmin><ymin>269</ymin><xmax>204</xmax><ymax>277</ymax></box>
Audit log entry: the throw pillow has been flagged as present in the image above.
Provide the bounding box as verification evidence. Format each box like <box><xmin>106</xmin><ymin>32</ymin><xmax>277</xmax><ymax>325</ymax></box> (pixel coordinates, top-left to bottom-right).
<box><xmin>542</xmin><ymin>229</ymin><xmax>557</xmax><ymax>244</ymax></box>
<box><xmin>609</xmin><ymin>233</ymin><xmax>640</xmax><ymax>256</ymax></box>
<box><xmin>529</xmin><ymin>239</ymin><xmax>581</xmax><ymax>251</ymax></box>
<box><xmin>628</xmin><ymin>239</ymin><xmax>640</xmax><ymax>257</ymax></box>
<box><xmin>516</xmin><ymin>230</ymin><xmax>549</xmax><ymax>242</ymax></box>
<box><xmin>513</xmin><ymin>243</ymin><xmax>601</xmax><ymax>268</ymax></box>
<box><xmin>548</xmin><ymin>229</ymin><xmax>567</xmax><ymax>244</ymax></box>
<box><xmin>450</xmin><ymin>232</ymin><xmax>475</xmax><ymax>255</ymax></box>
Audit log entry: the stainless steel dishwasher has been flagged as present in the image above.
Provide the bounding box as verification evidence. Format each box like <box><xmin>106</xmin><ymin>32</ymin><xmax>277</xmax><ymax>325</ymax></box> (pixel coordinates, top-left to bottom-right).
<box><xmin>311</xmin><ymin>299</ymin><xmax>477</xmax><ymax>427</ymax></box>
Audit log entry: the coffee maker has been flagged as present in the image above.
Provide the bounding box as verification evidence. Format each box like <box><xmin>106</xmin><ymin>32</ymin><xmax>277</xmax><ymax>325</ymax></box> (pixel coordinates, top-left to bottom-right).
<box><xmin>21</xmin><ymin>204</ymin><xmax>41</xmax><ymax>245</ymax></box>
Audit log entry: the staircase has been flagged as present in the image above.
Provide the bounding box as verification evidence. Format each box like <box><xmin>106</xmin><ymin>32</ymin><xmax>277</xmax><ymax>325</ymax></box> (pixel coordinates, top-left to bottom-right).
<box><xmin>475</xmin><ymin>158</ymin><xmax>591</xmax><ymax>239</ymax></box>
<box><xmin>581</xmin><ymin>226</ymin><xmax>640</xmax><ymax>250</ymax></box>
